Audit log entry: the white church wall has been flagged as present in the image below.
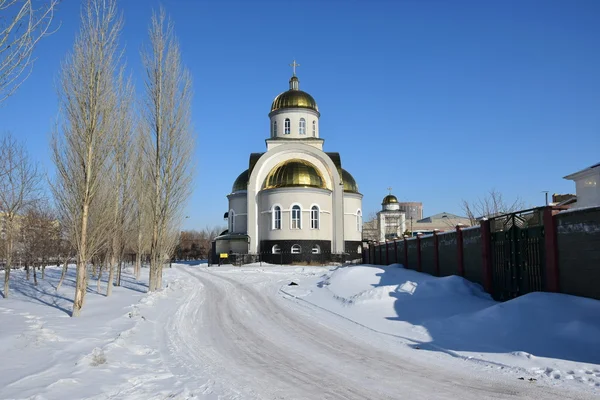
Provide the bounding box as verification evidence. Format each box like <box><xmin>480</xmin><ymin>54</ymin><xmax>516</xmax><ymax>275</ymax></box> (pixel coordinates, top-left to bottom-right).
<box><xmin>343</xmin><ymin>194</ymin><xmax>363</xmax><ymax>242</ymax></box>
<box><xmin>228</xmin><ymin>192</ymin><xmax>248</xmax><ymax>234</ymax></box>
<box><xmin>270</xmin><ymin>108</ymin><xmax>319</xmax><ymax>139</ymax></box>
<box><xmin>258</xmin><ymin>188</ymin><xmax>332</xmax><ymax>242</ymax></box>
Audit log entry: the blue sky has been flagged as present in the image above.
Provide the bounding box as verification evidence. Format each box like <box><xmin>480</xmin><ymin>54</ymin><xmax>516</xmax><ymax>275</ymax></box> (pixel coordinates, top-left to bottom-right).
<box><xmin>0</xmin><ymin>0</ymin><xmax>598</xmax><ymax>230</ymax></box>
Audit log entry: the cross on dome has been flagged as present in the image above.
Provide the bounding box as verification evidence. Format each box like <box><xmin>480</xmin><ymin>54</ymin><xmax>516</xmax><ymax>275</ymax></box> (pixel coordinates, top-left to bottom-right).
<box><xmin>387</xmin><ymin>186</ymin><xmax>393</xmax><ymax>195</ymax></box>
<box><xmin>289</xmin><ymin>59</ymin><xmax>300</xmax><ymax>76</ymax></box>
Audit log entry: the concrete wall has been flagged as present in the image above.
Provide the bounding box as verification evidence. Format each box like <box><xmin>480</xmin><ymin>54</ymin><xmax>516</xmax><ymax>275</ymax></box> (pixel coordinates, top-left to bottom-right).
<box><xmin>228</xmin><ymin>192</ymin><xmax>247</xmax><ymax>234</ymax></box>
<box><xmin>556</xmin><ymin>206</ymin><xmax>600</xmax><ymax>300</ymax></box>
<box><xmin>343</xmin><ymin>193</ymin><xmax>363</xmax><ymax>242</ymax></box>
<box><xmin>258</xmin><ymin>188</ymin><xmax>332</xmax><ymax>241</ymax></box>
<box><xmin>269</xmin><ymin>108</ymin><xmax>320</xmax><ymax>139</ymax></box>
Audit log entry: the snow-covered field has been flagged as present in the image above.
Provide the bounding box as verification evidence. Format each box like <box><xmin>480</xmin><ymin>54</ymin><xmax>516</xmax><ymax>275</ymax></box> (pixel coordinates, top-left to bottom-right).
<box><xmin>0</xmin><ymin>262</ymin><xmax>598</xmax><ymax>399</ymax></box>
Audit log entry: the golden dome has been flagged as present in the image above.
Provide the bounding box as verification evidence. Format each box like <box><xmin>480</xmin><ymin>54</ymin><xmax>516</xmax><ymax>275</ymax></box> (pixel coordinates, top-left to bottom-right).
<box><xmin>263</xmin><ymin>159</ymin><xmax>327</xmax><ymax>190</ymax></box>
<box><xmin>341</xmin><ymin>169</ymin><xmax>359</xmax><ymax>193</ymax></box>
<box><xmin>270</xmin><ymin>76</ymin><xmax>319</xmax><ymax>113</ymax></box>
<box><xmin>232</xmin><ymin>169</ymin><xmax>249</xmax><ymax>192</ymax></box>
<box><xmin>382</xmin><ymin>194</ymin><xmax>399</xmax><ymax>205</ymax></box>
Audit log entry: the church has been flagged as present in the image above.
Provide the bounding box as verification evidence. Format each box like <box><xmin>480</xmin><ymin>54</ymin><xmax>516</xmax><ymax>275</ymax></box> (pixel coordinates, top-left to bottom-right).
<box><xmin>213</xmin><ymin>62</ymin><xmax>363</xmax><ymax>264</ymax></box>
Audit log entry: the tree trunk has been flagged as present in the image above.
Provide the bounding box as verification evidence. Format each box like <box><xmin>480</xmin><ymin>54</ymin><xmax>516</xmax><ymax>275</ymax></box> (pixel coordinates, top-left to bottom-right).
<box><xmin>33</xmin><ymin>263</ymin><xmax>38</xmax><ymax>286</ymax></box>
<box><xmin>26</xmin><ymin>264</ymin><xmax>30</xmax><ymax>281</ymax></box>
<box><xmin>4</xmin><ymin>228</ymin><xmax>13</xmax><ymax>298</ymax></box>
<box><xmin>106</xmin><ymin>254</ymin><xmax>116</xmax><ymax>296</ymax></box>
<box><xmin>73</xmin><ymin>202</ymin><xmax>90</xmax><ymax>317</ymax></box>
<box><xmin>97</xmin><ymin>262</ymin><xmax>104</xmax><ymax>294</ymax></box>
<box><xmin>56</xmin><ymin>258</ymin><xmax>68</xmax><ymax>291</ymax></box>
<box><xmin>42</xmin><ymin>264</ymin><xmax>45</xmax><ymax>280</ymax></box>
<box><xmin>135</xmin><ymin>252</ymin><xmax>141</xmax><ymax>280</ymax></box>
<box><xmin>3</xmin><ymin>264</ymin><xmax>9</xmax><ymax>298</ymax></box>
<box><xmin>116</xmin><ymin>259</ymin><xmax>122</xmax><ymax>286</ymax></box>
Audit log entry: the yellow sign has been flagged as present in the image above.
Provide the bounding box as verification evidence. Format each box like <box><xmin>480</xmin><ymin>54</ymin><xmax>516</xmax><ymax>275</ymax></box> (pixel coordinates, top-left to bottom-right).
<box><xmin>219</xmin><ymin>253</ymin><xmax>228</xmax><ymax>259</ymax></box>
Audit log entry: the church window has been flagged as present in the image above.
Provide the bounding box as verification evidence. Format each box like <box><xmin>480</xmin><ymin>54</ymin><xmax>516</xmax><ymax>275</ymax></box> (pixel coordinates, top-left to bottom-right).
<box><xmin>312</xmin><ymin>120</ymin><xmax>316</xmax><ymax>136</ymax></box>
<box><xmin>272</xmin><ymin>245</ymin><xmax>281</xmax><ymax>254</ymax></box>
<box><xmin>356</xmin><ymin>210</ymin><xmax>362</xmax><ymax>232</ymax></box>
<box><xmin>299</xmin><ymin>118</ymin><xmax>306</xmax><ymax>135</ymax></box>
<box><xmin>310</xmin><ymin>205</ymin><xmax>319</xmax><ymax>229</ymax></box>
<box><xmin>229</xmin><ymin>210</ymin><xmax>235</xmax><ymax>232</ymax></box>
<box><xmin>291</xmin><ymin>205</ymin><xmax>301</xmax><ymax>229</ymax></box>
<box><xmin>273</xmin><ymin>205</ymin><xmax>281</xmax><ymax>230</ymax></box>
<box><xmin>291</xmin><ymin>244</ymin><xmax>301</xmax><ymax>254</ymax></box>
<box><xmin>312</xmin><ymin>244</ymin><xmax>321</xmax><ymax>254</ymax></box>
<box><xmin>273</xmin><ymin>120</ymin><xmax>277</xmax><ymax>136</ymax></box>
<box><xmin>284</xmin><ymin>118</ymin><xmax>291</xmax><ymax>134</ymax></box>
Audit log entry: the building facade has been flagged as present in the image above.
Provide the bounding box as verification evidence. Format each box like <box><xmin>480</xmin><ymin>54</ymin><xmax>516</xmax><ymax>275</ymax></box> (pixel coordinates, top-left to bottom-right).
<box><xmin>214</xmin><ymin>67</ymin><xmax>363</xmax><ymax>263</ymax></box>
<box><xmin>564</xmin><ymin>162</ymin><xmax>600</xmax><ymax>209</ymax></box>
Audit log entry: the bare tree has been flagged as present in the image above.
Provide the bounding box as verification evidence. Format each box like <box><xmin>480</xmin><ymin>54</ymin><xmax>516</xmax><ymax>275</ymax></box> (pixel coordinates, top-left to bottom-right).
<box><xmin>51</xmin><ymin>0</ymin><xmax>123</xmax><ymax>316</ymax></box>
<box><xmin>20</xmin><ymin>200</ymin><xmax>56</xmax><ymax>285</ymax></box>
<box><xmin>106</xmin><ymin>74</ymin><xmax>135</xmax><ymax>296</ymax></box>
<box><xmin>141</xmin><ymin>8</ymin><xmax>194</xmax><ymax>292</ymax></box>
<box><xmin>130</xmin><ymin>127</ymin><xmax>150</xmax><ymax>280</ymax></box>
<box><xmin>461</xmin><ymin>189</ymin><xmax>525</xmax><ymax>226</ymax></box>
<box><xmin>0</xmin><ymin>133</ymin><xmax>41</xmax><ymax>298</ymax></box>
<box><xmin>0</xmin><ymin>0</ymin><xmax>59</xmax><ymax>103</ymax></box>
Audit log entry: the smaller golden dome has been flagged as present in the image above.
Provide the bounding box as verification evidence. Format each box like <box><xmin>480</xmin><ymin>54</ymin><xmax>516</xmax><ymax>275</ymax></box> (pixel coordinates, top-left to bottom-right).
<box><xmin>382</xmin><ymin>194</ymin><xmax>399</xmax><ymax>205</ymax></box>
<box><xmin>263</xmin><ymin>159</ymin><xmax>327</xmax><ymax>190</ymax></box>
<box><xmin>341</xmin><ymin>169</ymin><xmax>359</xmax><ymax>193</ymax></box>
<box><xmin>270</xmin><ymin>76</ymin><xmax>319</xmax><ymax>113</ymax></box>
<box><xmin>232</xmin><ymin>169</ymin><xmax>249</xmax><ymax>192</ymax></box>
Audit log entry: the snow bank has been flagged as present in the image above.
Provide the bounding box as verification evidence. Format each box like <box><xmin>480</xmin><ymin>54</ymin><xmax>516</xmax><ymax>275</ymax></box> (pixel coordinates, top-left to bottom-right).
<box><xmin>283</xmin><ymin>263</ymin><xmax>600</xmax><ymax>392</ymax></box>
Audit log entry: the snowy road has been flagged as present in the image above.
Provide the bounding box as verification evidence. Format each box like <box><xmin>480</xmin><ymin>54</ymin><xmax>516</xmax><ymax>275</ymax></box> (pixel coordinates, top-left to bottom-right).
<box><xmin>160</xmin><ymin>267</ymin><xmax>591</xmax><ymax>400</ymax></box>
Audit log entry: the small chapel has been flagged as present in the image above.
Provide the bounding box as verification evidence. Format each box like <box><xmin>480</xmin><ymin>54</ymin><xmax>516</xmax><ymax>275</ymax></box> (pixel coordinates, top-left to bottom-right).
<box><xmin>213</xmin><ymin>62</ymin><xmax>363</xmax><ymax>264</ymax></box>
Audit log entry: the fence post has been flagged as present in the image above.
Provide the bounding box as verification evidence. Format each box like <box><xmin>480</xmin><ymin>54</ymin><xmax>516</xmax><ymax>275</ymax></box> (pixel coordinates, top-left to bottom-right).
<box><xmin>416</xmin><ymin>234</ymin><xmax>422</xmax><ymax>272</ymax></box>
<box><xmin>394</xmin><ymin>239</ymin><xmax>398</xmax><ymax>264</ymax></box>
<box><xmin>480</xmin><ymin>219</ymin><xmax>494</xmax><ymax>295</ymax></box>
<box><xmin>404</xmin><ymin>236</ymin><xmax>409</xmax><ymax>268</ymax></box>
<box><xmin>456</xmin><ymin>225</ymin><xmax>465</xmax><ymax>277</ymax></box>
<box><xmin>543</xmin><ymin>207</ymin><xmax>560</xmax><ymax>292</ymax></box>
<box><xmin>433</xmin><ymin>230</ymin><xmax>440</xmax><ymax>276</ymax></box>
<box><xmin>378</xmin><ymin>243</ymin><xmax>383</xmax><ymax>265</ymax></box>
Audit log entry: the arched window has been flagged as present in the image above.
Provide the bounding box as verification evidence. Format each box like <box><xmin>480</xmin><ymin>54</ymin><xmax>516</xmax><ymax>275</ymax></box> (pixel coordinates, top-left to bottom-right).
<box><xmin>299</xmin><ymin>118</ymin><xmax>306</xmax><ymax>135</ymax></box>
<box><xmin>272</xmin><ymin>205</ymin><xmax>281</xmax><ymax>230</ymax></box>
<box><xmin>273</xmin><ymin>120</ymin><xmax>277</xmax><ymax>136</ymax></box>
<box><xmin>312</xmin><ymin>120</ymin><xmax>316</xmax><ymax>136</ymax></box>
<box><xmin>272</xmin><ymin>245</ymin><xmax>281</xmax><ymax>254</ymax></box>
<box><xmin>312</xmin><ymin>244</ymin><xmax>321</xmax><ymax>254</ymax></box>
<box><xmin>291</xmin><ymin>244</ymin><xmax>301</xmax><ymax>254</ymax></box>
<box><xmin>291</xmin><ymin>205</ymin><xmax>301</xmax><ymax>229</ymax></box>
<box><xmin>284</xmin><ymin>118</ymin><xmax>291</xmax><ymax>134</ymax></box>
<box><xmin>229</xmin><ymin>210</ymin><xmax>235</xmax><ymax>232</ymax></box>
<box><xmin>356</xmin><ymin>210</ymin><xmax>362</xmax><ymax>232</ymax></box>
<box><xmin>310</xmin><ymin>205</ymin><xmax>319</xmax><ymax>229</ymax></box>
<box><xmin>357</xmin><ymin>245</ymin><xmax>362</xmax><ymax>254</ymax></box>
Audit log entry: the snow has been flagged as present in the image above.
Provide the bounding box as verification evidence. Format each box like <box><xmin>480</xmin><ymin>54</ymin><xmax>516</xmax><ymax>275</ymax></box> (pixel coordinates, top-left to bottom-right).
<box><xmin>0</xmin><ymin>263</ymin><xmax>599</xmax><ymax>399</ymax></box>
<box><xmin>284</xmin><ymin>264</ymin><xmax>600</xmax><ymax>392</ymax></box>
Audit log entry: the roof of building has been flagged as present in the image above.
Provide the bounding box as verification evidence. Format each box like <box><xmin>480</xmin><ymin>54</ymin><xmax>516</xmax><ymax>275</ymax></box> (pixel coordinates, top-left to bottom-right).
<box><xmin>564</xmin><ymin>162</ymin><xmax>600</xmax><ymax>180</ymax></box>
<box><xmin>417</xmin><ymin>212</ymin><xmax>469</xmax><ymax>223</ymax></box>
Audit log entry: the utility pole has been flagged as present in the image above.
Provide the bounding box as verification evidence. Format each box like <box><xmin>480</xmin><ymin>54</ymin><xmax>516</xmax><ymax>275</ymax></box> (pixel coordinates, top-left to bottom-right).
<box><xmin>542</xmin><ymin>191</ymin><xmax>549</xmax><ymax>206</ymax></box>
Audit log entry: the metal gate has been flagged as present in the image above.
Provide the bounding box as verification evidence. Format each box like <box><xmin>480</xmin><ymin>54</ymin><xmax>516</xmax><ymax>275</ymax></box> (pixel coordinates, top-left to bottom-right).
<box><xmin>490</xmin><ymin>209</ymin><xmax>545</xmax><ymax>301</ymax></box>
